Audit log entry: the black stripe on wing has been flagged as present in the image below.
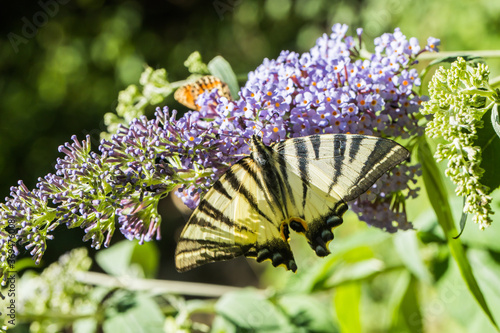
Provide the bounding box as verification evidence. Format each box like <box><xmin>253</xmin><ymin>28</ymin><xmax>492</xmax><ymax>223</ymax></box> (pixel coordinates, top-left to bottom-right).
<box><xmin>328</xmin><ymin>134</ymin><xmax>347</xmax><ymax>195</ymax></box>
<box><xmin>224</xmin><ymin>160</ymin><xmax>277</xmax><ymax>225</ymax></box>
<box><xmin>292</xmin><ymin>137</ymin><xmax>311</xmax><ymax>211</ymax></box>
<box><xmin>309</xmin><ymin>135</ymin><xmax>322</xmax><ymax>160</ymax></box>
<box><xmin>212</xmin><ymin>179</ymin><xmax>232</xmax><ymax>200</ymax></box>
<box><xmin>347</xmin><ymin>135</ymin><xmax>364</xmax><ymax>163</ymax></box>
<box><xmin>343</xmin><ymin>138</ymin><xmax>409</xmax><ymax>201</ymax></box>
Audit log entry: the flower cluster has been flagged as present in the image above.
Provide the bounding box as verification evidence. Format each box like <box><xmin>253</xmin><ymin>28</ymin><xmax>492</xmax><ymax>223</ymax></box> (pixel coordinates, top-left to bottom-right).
<box><xmin>0</xmin><ymin>24</ymin><xmax>438</xmax><ymax>281</ymax></box>
<box><xmin>185</xmin><ymin>25</ymin><xmax>438</xmax><ymax>231</ymax></box>
<box><xmin>421</xmin><ymin>57</ymin><xmax>495</xmax><ymax>229</ymax></box>
<box><xmin>0</xmin><ymin>108</ymin><xmax>245</xmax><ymax>281</ymax></box>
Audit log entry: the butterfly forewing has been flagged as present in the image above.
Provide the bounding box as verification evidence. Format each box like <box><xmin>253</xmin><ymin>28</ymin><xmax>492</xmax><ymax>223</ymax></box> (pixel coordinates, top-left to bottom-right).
<box><xmin>175</xmin><ymin>134</ymin><xmax>410</xmax><ymax>272</ymax></box>
<box><xmin>274</xmin><ymin>134</ymin><xmax>410</xmax><ymax>202</ymax></box>
<box><xmin>271</xmin><ymin>134</ymin><xmax>409</xmax><ymax>256</ymax></box>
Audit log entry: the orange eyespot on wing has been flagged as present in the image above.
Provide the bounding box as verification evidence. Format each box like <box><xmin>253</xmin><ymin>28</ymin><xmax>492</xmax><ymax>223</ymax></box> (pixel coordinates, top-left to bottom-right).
<box><xmin>174</xmin><ymin>75</ymin><xmax>232</xmax><ymax>110</ymax></box>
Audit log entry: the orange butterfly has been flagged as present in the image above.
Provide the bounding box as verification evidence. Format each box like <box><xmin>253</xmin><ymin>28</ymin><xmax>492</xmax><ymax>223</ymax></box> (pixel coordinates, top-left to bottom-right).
<box><xmin>174</xmin><ymin>75</ymin><xmax>232</xmax><ymax>111</ymax></box>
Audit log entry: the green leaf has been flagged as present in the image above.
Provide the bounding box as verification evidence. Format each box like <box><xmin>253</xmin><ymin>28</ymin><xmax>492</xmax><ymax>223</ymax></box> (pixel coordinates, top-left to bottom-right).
<box><xmin>211</xmin><ymin>315</ymin><xmax>237</xmax><ymax>333</ymax></box>
<box><xmin>208</xmin><ymin>56</ymin><xmax>240</xmax><ymax>99</ymax></box>
<box><xmin>103</xmin><ymin>292</ymin><xmax>165</xmax><ymax>333</ymax></box>
<box><xmin>388</xmin><ymin>272</ymin><xmax>423</xmax><ymax>333</ymax></box>
<box><xmin>297</xmin><ymin>229</ymin><xmax>389</xmax><ymax>293</ymax></box>
<box><xmin>215</xmin><ymin>289</ymin><xmax>290</xmax><ymax>332</ymax></box>
<box><xmin>96</xmin><ymin>240</ymin><xmax>158</xmax><ymax>278</ymax></box>
<box><xmin>74</xmin><ymin>318</ymin><xmax>98</xmax><ymax>333</ymax></box>
<box><xmin>393</xmin><ymin>231</ymin><xmax>432</xmax><ymax>283</ymax></box>
<box><xmin>334</xmin><ymin>283</ymin><xmax>361</xmax><ymax>333</ymax></box>
<box><xmin>324</xmin><ymin>259</ymin><xmax>385</xmax><ymax>288</ymax></box>
<box><xmin>13</xmin><ymin>257</ymin><xmax>39</xmax><ymax>272</ymax></box>
<box><xmin>491</xmin><ymin>104</ymin><xmax>500</xmax><ymax>138</ymax></box>
<box><xmin>476</xmin><ymin>108</ymin><xmax>500</xmax><ymax>192</ymax></box>
<box><xmin>96</xmin><ymin>240</ymin><xmax>136</xmax><ymax>276</ymax></box>
<box><xmin>418</xmin><ymin>137</ymin><xmax>499</xmax><ymax>330</ymax></box>
<box><xmin>130</xmin><ymin>241</ymin><xmax>159</xmax><ymax>279</ymax></box>
<box><xmin>453</xmin><ymin>197</ymin><xmax>468</xmax><ymax>239</ymax></box>
<box><xmin>469</xmin><ymin>250</ymin><xmax>500</xmax><ymax>306</ymax></box>
<box><xmin>280</xmin><ymin>294</ymin><xmax>337</xmax><ymax>332</ymax></box>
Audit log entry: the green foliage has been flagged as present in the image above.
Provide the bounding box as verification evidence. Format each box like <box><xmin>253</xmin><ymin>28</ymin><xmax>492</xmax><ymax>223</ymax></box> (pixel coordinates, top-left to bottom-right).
<box><xmin>208</xmin><ymin>56</ymin><xmax>240</xmax><ymax>99</ymax></box>
<box><xmin>104</xmin><ymin>66</ymin><xmax>173</xmax><ymax>138</ymax></box>
<box><xmin>102</xmin><ymin>292</ymin><xmax>165</xmax><ymax>333</ymax></box>
<box><xmin>418</xmin><ymin>137</ymin><xmax>498</xmax><ymax>329</ymax></box>
<box><xmin>96</xmin><ymin>240</ymin><xmax>159</xmax><ymax>278</ymax></box>
<box><xmin>11</xmin><ymin>248</ymin><xmax>94</xmax><ymax>333</ymax></box>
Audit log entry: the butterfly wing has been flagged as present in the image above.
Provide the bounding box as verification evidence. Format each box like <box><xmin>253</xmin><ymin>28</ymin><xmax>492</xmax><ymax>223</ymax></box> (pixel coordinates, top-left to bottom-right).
<box><xmin>272</xmin><ymin>134</ymin><xmax>410</xmax><ymax>256</ymax></box>
<box><xmin>174</xmin><ymin>75</ymin><xmax>232</xmax><ymax>110</ymax></box>
<box><xmin>175</xmin><ymin>156</ymin><xmax>298</xmax><ymax>272</ymax></box>
<box><xmin>175</xmin><ymin>134</ymin><xmax>409</xmax><ymax>272</ymax></box>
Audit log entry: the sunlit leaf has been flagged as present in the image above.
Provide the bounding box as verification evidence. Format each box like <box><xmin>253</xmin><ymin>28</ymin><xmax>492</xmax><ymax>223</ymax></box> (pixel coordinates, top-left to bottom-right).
<box><xmin>468</xmin><ymin>250</ymin><xmax>500</xmax><ymax>325</ymax></box>
<box><xmin>103</xmin><ymin>292</ymin><xmax>165</xmax><ymax>333</ymax></box>
<box><xmin>280</xmin><ymin>294</ymin><xmax>338</xmax><ymax>332</ymax></box>
<box><xmin>96</xmin><ymin>240</ymin><xmax>158</xmax><ymax>277</ymax></box>
<box><xmin>13</xmin><ymin>257</ymin><xmax>38</xmax><ymax>272</ymax></box>
<box><xmin>334</xmin><ymin>283</ymin><xmax>361</xmax><ymax>333</ymax></box>
<box><xmin>429</xmin><ymin>54</ymin><xmax>481</xmax><ymax>66</ymax></box>
<box><xmin>130</xmin><ymin>241</ymin><xmax>159</xmax><ymax>279</ymax></box>
<box><xmin>96</xmin><ymin>240</ymin><xmax>136</xmax><ymax>276</ymax></box>
<box><xmin>216</xmin><ymin>289</ymin><xmax>290</xmax><ymax>332</ymax></box>
<box><xmin>325</xmin><ymin>259</ymin><xmax>385</xmax><ymax>288</ymax></box>
<box><xmin>211</xmin><ymin>315</ymin><xmax>237</xmax><ymax>333</ymax></box>
<box><xmin>397</xmin><ymin>274</ymin><xmax>423</xmax><ymax>333</ymax></box>
<box><xmin>304</xmin><ymin>229</ymin><xmax>389</xmax><ymax>292</ymax></box>
<box><xmin>394</xmin><ymin>231</ymin><xmax>432</xmax><ymax>284</ymax></box>
<box><xmin>208</xmin><ymin>56</ymin><xmax>239</xmax><ymax>99</ymax></box>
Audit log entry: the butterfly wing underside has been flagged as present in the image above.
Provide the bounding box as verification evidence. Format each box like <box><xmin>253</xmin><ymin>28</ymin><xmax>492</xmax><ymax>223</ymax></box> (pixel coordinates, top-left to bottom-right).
<box><xmin>174</xmin><ymin>75</ymin><xmax>232</xmax><ymax>111</ymax></box>
<box><xmin>175</xmin><ymin>134</ymin><xmax>410</xmax><ymax>272</ymax></box>
<box><xmin>175</xmin><ymin>156</ymin><xmax>296</xmax><ymax>272</ymax></box>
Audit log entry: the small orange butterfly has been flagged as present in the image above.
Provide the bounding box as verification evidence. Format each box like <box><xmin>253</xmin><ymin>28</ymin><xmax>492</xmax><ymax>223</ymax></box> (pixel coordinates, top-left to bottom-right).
<box><xmin>174</xmin><ymin>75</ymin><xmax>232</xmax><ymax>111</ymax></box>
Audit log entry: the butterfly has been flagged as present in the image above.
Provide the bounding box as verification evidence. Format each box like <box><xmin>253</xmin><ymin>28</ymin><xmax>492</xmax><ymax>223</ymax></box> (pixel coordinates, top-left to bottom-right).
<box><xmin>175</xmin><ymin>134</ymin><xmax>409</xmax><ymax>272</ymax></box>
<box><xmin>174</xmin><ymin>75</ymin><xmax>232</xmax><ymax>111</ymax></box>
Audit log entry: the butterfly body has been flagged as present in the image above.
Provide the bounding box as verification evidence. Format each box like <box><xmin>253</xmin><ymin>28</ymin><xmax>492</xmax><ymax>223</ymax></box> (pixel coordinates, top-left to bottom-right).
<box><xmin>175</xmin><ymin>134</ymin><xmax>409</xmax><ymax>272</ymax></box>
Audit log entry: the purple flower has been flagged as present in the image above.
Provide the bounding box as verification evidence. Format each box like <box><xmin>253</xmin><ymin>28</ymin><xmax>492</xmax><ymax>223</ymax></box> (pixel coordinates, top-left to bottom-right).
<box><xmin>426</xmin><ymin>37</ymin><xmax>441</xmax><ymax>52</ymax></box>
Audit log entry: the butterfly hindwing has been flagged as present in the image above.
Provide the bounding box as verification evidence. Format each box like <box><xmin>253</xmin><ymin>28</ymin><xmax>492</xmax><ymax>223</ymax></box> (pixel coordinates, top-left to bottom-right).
<box><xmin>175</xmin><ymin>156</ymin><xmax>297</xmax><ymax>272</ymax></box>
<box><xmin>175</xmin><ymin>134</ymin><xmax>410</xmax><ymax>272</ymax></box>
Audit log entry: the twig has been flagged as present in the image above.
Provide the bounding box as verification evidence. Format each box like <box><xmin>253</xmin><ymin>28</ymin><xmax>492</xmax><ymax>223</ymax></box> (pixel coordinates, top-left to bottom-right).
<box><xmin>75</xmin><ymin>271</ymin><xmax>246</xmax><ymax>298</ymax></box>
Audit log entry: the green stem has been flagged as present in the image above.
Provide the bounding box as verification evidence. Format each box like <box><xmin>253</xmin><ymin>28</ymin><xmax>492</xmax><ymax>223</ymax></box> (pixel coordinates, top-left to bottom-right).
<box><xmin>17</xmin><ymin>312</ymin><xmax>100</xmax><ymax>324</ymax></box>
<box><xmin>490</xmin><ymin>75</ymin><xmax>500</xmax><ymax>89</ymax></box>
<box><xmin>75</xmin><ymin>271</ymin><xmax>246</xmax><ymax>298</ymax></box>
<box><xmin>418</xmin><ymin>50</ymin><xmax>500</xmax><ymax>60</ymax></box>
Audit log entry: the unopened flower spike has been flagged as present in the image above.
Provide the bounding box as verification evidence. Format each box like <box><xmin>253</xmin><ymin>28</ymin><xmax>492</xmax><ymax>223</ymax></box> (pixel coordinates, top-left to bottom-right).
<box><xmin>421</xmin><ymin>57</ymin><xmax>494</xmax><ymax>229</ymax></box>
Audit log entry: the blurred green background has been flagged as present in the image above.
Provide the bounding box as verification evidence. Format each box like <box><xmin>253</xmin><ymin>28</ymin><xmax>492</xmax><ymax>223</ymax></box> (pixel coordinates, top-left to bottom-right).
<box><xmin>2</xmin><ymin>0</ymin><xmax>500</xmax><ymax>332</ymax></box>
